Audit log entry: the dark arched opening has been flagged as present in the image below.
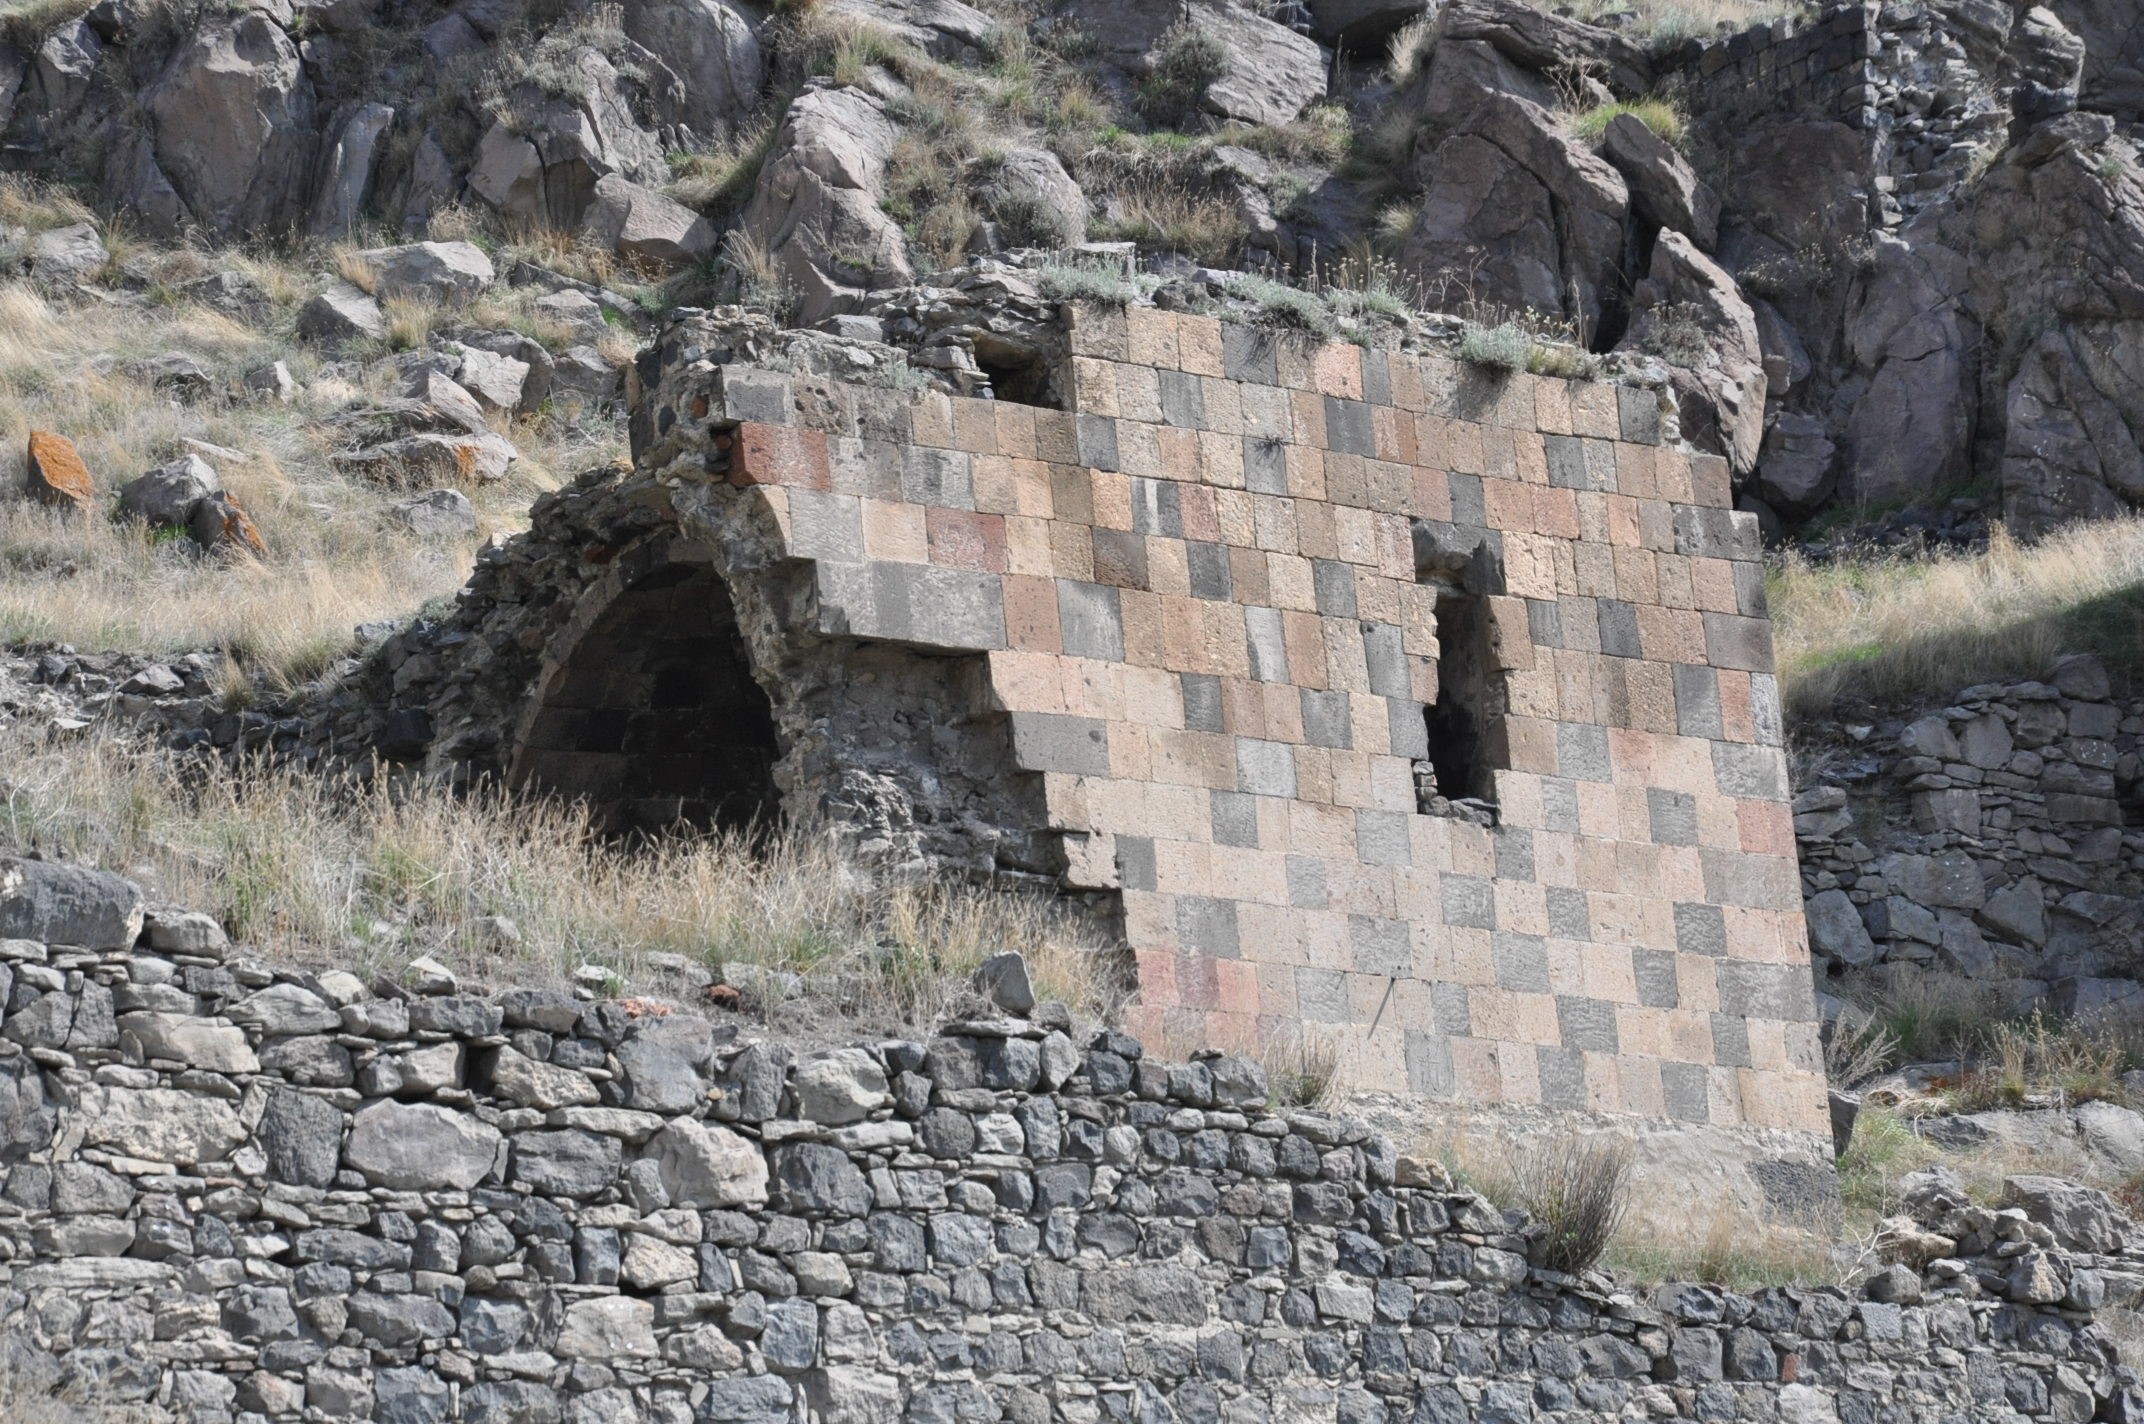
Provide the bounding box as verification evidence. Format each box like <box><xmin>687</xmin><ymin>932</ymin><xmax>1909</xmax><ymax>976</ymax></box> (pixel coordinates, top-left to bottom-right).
<box><xmin>510</xmin><ymin>558</ymin><xmax>781</xmax><ymax>835</ymax></box>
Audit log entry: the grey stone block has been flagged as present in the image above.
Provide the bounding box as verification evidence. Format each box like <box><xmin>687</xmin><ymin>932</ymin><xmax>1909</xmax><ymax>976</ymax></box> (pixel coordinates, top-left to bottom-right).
<box><xmin>1012</xmin><ymin>713</ymin><xmax>1111</xmax><ymax>775</ymax></box>
<box><xmin>1295</xmin><ymin>969</ymin><xmax>1350</xmax><ymax>1023</ymax></box>
<box><xmin>1545</xmin><ymin>435</ymin><xmax>1605</xmax><ymax>491</ymax></box>
<box><xmin>1058</xmin><ymin>581</ymin><xmax>1126</xmax><ymax>661</ymax></box>
<box><xmin>1118</xmin><ymin>836</ymin><xmax>1157</xmax><ymax>892</ymax></box>
<box><xmin>1617</xmin><ymin>384</ymin><xmax>1662</xmax><ymax>444</ymax></box>
<box><xmin>1350</xmin><ymin>916</ymin><xmax>1411</xmax><ymax>976</ymax></box>
<box><xmin>1633</xmin><ymin>949</ymin><xmax>1681</xmax><ymax>1008</ymax></box>
<box><xmin>909</xmin><ymin>568</ymin><xmax>1007</xmax><ymax>650</ymax></box>
<box><xmin>1556</xmin><ymin>723</ymin><xmax>1612</xmax><ymax>782</ymax></box>
<box><xmin>1711</xmin><ymin>1012</ymin><xmax>1752</xmax><ymax>1068</ymax></box>
<box><xmin>1430</xmin><ymin>982</ymin><xmax>1472</xmax><ymax>1036</ymax></box>
<box><xmin>1673</xmin><ymin>664</ymin><xmax>1724</xmax><ymax>739</ymax></box>
<box><xmin>1324</xmin><ymin>396</ymin><xmax>1377</xmax><ymax>457</ymax></box>
<box><xmin>1712</xmin><ymin>742</ymin><xmax>1787</xmax><ymax>800</ymax></box>
<box><xmin>1405</xmin><ymin>1030</ymin><xmax>1455</xmax><ymax>1097</ymax></box>
<box><xmin>1703</xmin><ymin>613</ymin><xmax>1774</xmax><ymax>672</ymax></box>
<box><xmin>1130</xmin><ymin>477</ymin><xmax>1181</xmax><ymax>537</ymax></box>
<box><xmin>1648</xmin><ymin>789</ymin><xmax>1699</xmax><ymax>846</ymax></box>
<box><xmin>1362</xmin><ymin>623</ymin><xmax>1409</xmax><ymax>698</ymax></box>
<box><xmin>1182</xmin><ymin>672</ymin><xmax>1224</xmax><ymax>732</ymax></box>
<box><xmin>1285</xmin><ymin>855</ymin><xmax>1328</xmax><ymax>909</ymax></box>
<box><xmin>1493</xmin><ymin>828</ymin><xmax>1534</xmax><ymax>880</ymax></box>
<box><xmin>1158</xmin><ymin>369</ymin><xmax>1206</xmax><ymax>428</ymax></box>
<box><xmin>1360</xmin><ymin>350</ymin><xmax>1393</xmax><ymax>406</ymax></box>
<box><xmin>1188</xmin><ymin>542</ymin><xmax>1233</xmax><ymax>600</ymax></box>
<box><xmin>1237</xmin><ymin>739</ymin><xmax>1297</xmax><ymax>798</ymax></box>
<box><xmin>902</xmin><ymin>446</ymin><xmax>973</xmax><ymax>508</ymax></box>
<box><xmin>1178</xmin><ymin>897</ymin><xmax>1240</xmax><ymax>957</ymax></box>
<box><xmin>1546</xmin><ymin>886</ymin><xmax>1590</xmax><ymax>940</ymax></box>
<box><xmin>1441</xmin><ymin>875</ymin><xmax>1495</xmax><ymax>929</ymax></box>
<box><xmin>1211</xmin><ymin>792</ymin><xmax>1259</xmax><ymax>848</ymax></box>
<box><xmin>1597</xmin><ymin>599</ymin><xmax>1642</xmax><ymax>658</ymax></box>
<box><xmin>1674</xmin><ymin>902</ymin><xmax>1727</xmax><ymax>957</ymax></box>
<box><xmin>1491</xmin><ymin>933</ymin><xmax>1548</xmax><ymax>992</ymax></box>
<box><xmin>786</xmin><ymin>489</ymin><xmax>864</xmax><ymax>563</ymax></box>
<box><xmin>1557</xmin><ymin>996</ymin><xmax>1619</xmax><ymax>1053</ymax></box>
<box><xmin>1387</xmin><ymin>698</ymin><xmax>1429</xmax><ymax>759</ymax></box>
<box><xmin>1447</xmin><ymin>472</ymin><xmax>1486</xmax><ymax>528</ymax></box>
<box><xmin>1245</xmin><ymin>436</ymin><xmax>1289</xmax><ymax>495</ymax></box>
<box><xmin>1223</xmin><ymin>325</ymin><xmax>1278</xmax><ymax>385</ymax></box>
<box><xmin>1245</xmin><ymin>606</ymin><xmax>1289</xmax><ymax>683</ymax></box>
<box><xmin>1537</xmin><ymin>1046</ymin><xmax>1587</xmax><ymax>1111</ymax></box>
<box><xmin>1661</xmin><ymin>1062</ymin><xmax>1711</xmax><ymax>1123</ymax></box>
<box><xmin>1527</xmin><ymin>598</ymin><xmax>1562</xmax><ymax>648</ymax></box>
<box><xmin>1541</xmin><ymin>777</ymin><xmax>1581</xmax><ymax>833</ymax></box>
<box><xmin>1303</xmin><ymin>690</ymin><xmax>1354</xmax><ymax>750</ymax></box>
<box><xmin>1355</xmin><ymin>809</ymin><xmax>1409</xmax><ymax>866</ymax></box>
<box><xmin>1715</xmin><ymin>961</ymin><xmax>1814</xmax><ymax>1021</ymax></box>
<box><xmin>1313</xmin><ymin>559</ymin><xmax>1357</xmax><ymax>618</ymax></box>
<box><xmin>1076</xmin><ymin>413</ymin><xmax>1120</xmax><ymax>471</ymax></box>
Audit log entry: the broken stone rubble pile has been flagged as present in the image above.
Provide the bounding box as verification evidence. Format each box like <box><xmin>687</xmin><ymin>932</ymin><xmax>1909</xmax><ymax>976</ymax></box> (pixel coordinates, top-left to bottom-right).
<box><xmin>0</xmin><ymin>854</ymin><xmax>2137</xmax><ymax>1423</ymax></box>
<box><xmin>1794</xmin><ymin>653</ymin><xmax>2144</xmax><ymax>1016</ymax></box>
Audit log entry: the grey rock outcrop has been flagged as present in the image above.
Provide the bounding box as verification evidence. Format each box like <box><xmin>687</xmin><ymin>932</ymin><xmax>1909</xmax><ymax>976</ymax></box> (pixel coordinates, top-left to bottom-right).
<box><xmin>623</xmin><ymin>0</ymin><xmax>765</xmax><ymax>138</ymax></box>
<box><xmin>117</xmin><ymin>454</ymin><xmax>221</xmax><ymax>530</ymax></box>
<box><xmin>352</xmin><ymin>240</ymin><xmax>495</xmax><ymax>303</ymax></box>
<box><xmin>741</xmin><ymin>84</ymin><xmax>913</xmax><ymax>323</ymax></box>
<box><xmin>296</xmin><ymin>280</ymin><xmax>385</xmax><ymax>341</ymax></box>
<box><xmin>1052</xmin><ymin>0</ymin><xmax>1328</xmax><ymax>127</ymax></box>
<box><xmin>141</xmin><ymin>13</ymin><xmax>318</xmax><ymax>237</ymax></box>
<box><xmin>579</xmin><ymin>173</ymin><xmax>717</xmax><ymax>270</ymax></box>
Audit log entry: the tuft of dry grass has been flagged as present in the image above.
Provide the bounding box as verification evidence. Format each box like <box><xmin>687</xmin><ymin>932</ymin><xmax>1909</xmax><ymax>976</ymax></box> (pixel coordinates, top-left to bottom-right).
<box><xmin>0</xmin><ymin>723</ymin><xmax>1117</xmax><ymax>1025</ymax></box>
<box><xmin>1951</xmin><ymin>1010</ymin><xmax>2143</xmax><ymax>1112</ymax></box>
<box><xmin>1513</xmin><ymin>1134</ymin><xmax>1633</xmax><ymax>1274</ymax></box>
<box><xmin>1091</xmin><ymin>185</ymin><xmax>1240</xmax><ymax>267</ymax></box>
<box><xmin>1260</xmin><ymin>1028</ymin><xmax>1341</xmax><ymax>1110</ymax></box>
<box><xmin>1771</xmin><ymin>519</ymin><xmax>2144</xmax><ymax>718</ymax></box>
<box><xmin>0</xmin><ymin>0</ymin><xmax>93</xmax><ymax>48</ymax></box>
<box><xmin>1606</xmin><ymin>1207</ymin><xmax>1842</xmax><ymax>1289</ymax></box>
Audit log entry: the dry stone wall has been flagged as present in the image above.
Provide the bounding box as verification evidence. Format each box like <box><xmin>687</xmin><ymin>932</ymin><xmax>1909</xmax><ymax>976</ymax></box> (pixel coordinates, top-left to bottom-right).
<box><xmin>0</xmin><ymin>859</ymin><xmax>2137</xmax><ymax>1424</ymax></box>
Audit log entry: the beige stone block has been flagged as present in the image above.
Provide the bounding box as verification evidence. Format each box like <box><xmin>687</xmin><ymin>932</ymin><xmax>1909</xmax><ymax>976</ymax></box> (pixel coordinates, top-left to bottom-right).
<box><xmin>1124</xmin><ymin>307</ymin><xmax>1180</xmax><ymax>370</ymax></box>
<box><xmin>1496</xmin><ymin>1041</ymin><xmax>1542</xmax><ymax>1107</ymax></box>
<box><xmin>1005</xmin><ymin>515</ymin><xmax>1055</xmax><ymax>577</ymax></box>
<box><xmin>860</xmin><ymin>498</ymin><xmax>928</xmax><ymax>562</ymax></box>
<box><xmin>1203</xmin><ymin>379</ymin><xmax>1248</xmax><ymax>437</ymax></box>
<box><xmin>1116</xmin><ymin>363</ymin><xmax>1164</xmax><ymax>424</ymax></box>
<box><xmin>1049</xmin><ymin>521</ymin><xmax>1095</xmax><ymax>582</ymax></box>
<box><xmin>1213</xmin><ymin>488</ymin><xmax>1257</xmax><ymax>548</ymax></box>
<box><xmin>988</xmin><ymin>650</ymin><xmax>1069</xmax><ymax>715</ymax></box>
<box><xmin>1252</xmin><ymin>494</ymin><xmax>1301</xmax><ymax>554</ymax></box>
<box><xmin>911</xmin><ymin>389</ymin><xmax>955</xmax><ymax>448</ymax></box>
<box><xmin>1616</xmin><ymin>1054</ymin><xmax>1665</xmax><ymax>1118</ymax></box>
<box><xmin>1146</xmin><ymin>537</ymin><xmax>1191</xmax><ymax>599</ymax></box>
<box><xmin>1121</xmin><ymin>588</ymin><xmax>1166</xmax><ymax>666</ymax></box>
<box><xmin>1177</xmin><ymin>313</ymin><xmax>1225</xmax><ymax>376</ymax></box>
<box><xmin>1071</xmin><ymin>357</ymin><xmax>1120</xmax><ymax>417</ymax></box>
<box><xmin>1091</xmin><ymin>470</ymin><xmax>1133</xmax><ymax>530</ymax></box>
<box><xmin>1451</xmin><ymin>1039</ymin><xmax>1505</xmax><ymax>1104</ymax></box>
<box><xmin>1578</xmin><ymin>941</ymin><xmax>1638</xmax><ymax>1006</ymax></box>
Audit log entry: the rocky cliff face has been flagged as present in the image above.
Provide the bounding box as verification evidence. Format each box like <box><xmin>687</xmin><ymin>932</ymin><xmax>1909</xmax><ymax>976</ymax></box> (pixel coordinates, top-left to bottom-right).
<box><xmin>0</xmin><ymin>857</ymin><xmax>2140</xmax><ymax>1423</ymax></box>
<box><xmin>4</xmin><ymin>0</ymin><xmax>2140</xmax><ymax>538</ymax></box>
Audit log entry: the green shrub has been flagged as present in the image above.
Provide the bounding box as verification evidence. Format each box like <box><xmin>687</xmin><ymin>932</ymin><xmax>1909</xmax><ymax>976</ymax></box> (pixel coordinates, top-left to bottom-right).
<box><xmin>1517</xmin><ymin>1136</ymin><xmax>1632</xmax><ymax>1275</ymax></box>
<box><xmin>1458</xmin><ymin>322</ymin><xmax>1531</xmax><ymax>373</ymax></box>
<box><xmin>1136</xmin><ymin>21</ymin><xmax>1227</xmax><ymax>129</ymax></box>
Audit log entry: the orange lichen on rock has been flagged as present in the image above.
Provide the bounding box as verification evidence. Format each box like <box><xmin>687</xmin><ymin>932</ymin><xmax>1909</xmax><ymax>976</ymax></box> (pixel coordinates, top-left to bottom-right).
<box><xmin>187</xmin><ymin>491</ymin><xmax>269</xmax><ymax>559</ymax></box>
<box><xmin>24</xmin><ymin>431</ymin><xmax>95</xmax><ymax>509</ymax></box>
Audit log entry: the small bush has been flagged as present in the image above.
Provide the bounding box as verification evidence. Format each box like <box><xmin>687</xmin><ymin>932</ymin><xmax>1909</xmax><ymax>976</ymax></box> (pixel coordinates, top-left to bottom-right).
<box><xmin>1458</xmin><ymin>322</ymin><xmax>1531</xmax><ymax>373</ymax></box>
<box><xmin>1035</xmin><ymin>260</ymin><xmax>1154</xmax><ymax>307</ymax></box>
<box><xmin>1261</xmin><ymin>1031</ymin><xmax>1340</xmax><ymax>1110</ymax></box>
<box><xmin>1526</xmin><ymin>342</ymin><xmax>1599</xmax><ymax>379</ymax></box>
<box><xmin>1516</xmin><ymin>1135</ymin><xmax>1632</xmax><ymax>1274</ymax></box>
<box><xmin>1230</xmin><ymin>273</ymin><xmax>1339</xmax><ymax>340</ymax></box>
<box><xmin>1137</xmin><ymin>21</ymin><xmax>1228</xmax><ymax>129</ymax></box>
<box><xmin>1386</xmin><ymin>13</ymin><xmax>1437</xmax><ymax>86</ymax></box>
<box><xmin>1836</xmin><ymin>1105</ymin><xmax>1940</xmax><ymax>1217</ymax></box>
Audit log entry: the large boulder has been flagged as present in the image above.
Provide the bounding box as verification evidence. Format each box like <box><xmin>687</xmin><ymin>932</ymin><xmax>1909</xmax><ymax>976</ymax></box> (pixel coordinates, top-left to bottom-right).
<box><xmin>2047</xmin><ymin>0</ymin><xmax>2143</xmax><ymax>116</ymax></box>
<box><xmin>824</xmin><ymin>0</ymin><xmax>995</xmax><ymax>61</ymax></box>
<box><xmin>1307</xmin><ymin>0</ymin><xmax>1430</xmax><ymax>48</ymax></box>
<box><xmin>1400</xmin><ymin>92</ymin><xmax>1629</xmax><ymax>339</ymax></box>
<box><xmin>980</xmin><ymin>147</ymin><xmax>1087</xmax><ymax>248</ymax></box>
<box><xmin>23</xmin><ymin>430</ymin><xmax>95</xmax><ymax>510</ymax></box>
<box><xmin>579</xmin><ymin>174</ymin><xmax>717</xmax><ymax>270</ymax></box>
<box><xmin>1840</xmin><ymin>232</ymin><xmax>1975</xmax><ymax>507</ymax></box>
<box><xmin>1622</xmin><ymin>230</ymin><xmax>1767</xmax><ymax>477</ymax></box>
<box><xmin>24</xmin><ymin>221</ymin><xmax>108</xmax><ymax>282</ymax></box>
<box><xmin>1598</xmin><ymin>112</ymin><xmax>1718</xmax><ymax>250</ymax></box>
<box><xmin>1050</xmin><ymin>0</ymin><xmax>1328</xmax><ymax>127</ymax></box>
<box><xmin>143</xmin><ymin>13</ymin><xmax>319</xmax><ymax>237</ymax></box>
<box><xmin>0</xmin><ymin>856</ymin><xmax>143</xmax><ymax>948</ymax></box>
<box><xmin>1437</xmin><ymin>0</ymin><xmax>1651</xmax><ymax>97</ymax></box>
<box><xmin>1754</xmin><ymin>413</ymin><xmax>1836</xmax><ymax>518</ymax></box>
<box><xmin>622</xmin><ymin>0</ymin><xmax>764</xmax><ymax>138</ymax></box>
<box><xmin>306</xmin><ymin>101</ymin><xmax>395</xmax><ymax>237</ymax></box>
<box><xmin>297</xmin><ymin>281</ymin><xmax>385</xmax><ymax>341</ymax></box>
<box><xmin>188</xmin><ymin>491</ymin><xmax>269</xmax><ymax>559</ymax></box>
<box><xmin>333</xmin><ymin>432</ymin><xmax>518</xmax><ymax>485</ymax></box>
<box><xmin>464</xmin><ymin>49</ymin><xmax>669</xmax><ymax>230</ymax></box>
<box><xmin>740</xmin><ymin>85</ymin><xmax>914</xmax><ymax>324</ymax></box>
<box><xmin>352</xmin><ymin>241</ymin><xmax>495</xmax><ymax>303</ymax></box>
<box><xmin>117</xmin><ymin>454</ymin><xmax>221</xmax><ymax>529</ymax></box>
<box><xmin>2002</xmin><ymin>1174</ymin><xmax>2128</xmax><ymax>1254</ymax></box>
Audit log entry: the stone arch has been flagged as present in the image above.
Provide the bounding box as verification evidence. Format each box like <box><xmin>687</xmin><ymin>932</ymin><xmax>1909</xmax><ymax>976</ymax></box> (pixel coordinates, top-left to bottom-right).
<box><xmin>506</xmin><ymin>534</ymin><xmax>782</xmax><ymax>835</ymax></box>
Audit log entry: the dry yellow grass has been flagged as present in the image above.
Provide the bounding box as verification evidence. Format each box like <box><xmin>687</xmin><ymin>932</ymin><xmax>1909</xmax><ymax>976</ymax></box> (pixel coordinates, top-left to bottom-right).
<box><xmin>0</xmin><ymin>722</ymin><xmax>1118</xmax><ymax>1023</ymax></box>
<box><xmin>0</xmin><ymin>266</ymin><xmax>627</xmax><ymax>682</ymax></box>
<box><xmin>1770</xmin><ymin>519</ymin><xmax>2144</xmax><ymax>718</ymax></box>
<box><xmin>1537</xmin><ymin>0</ymin><xmax>1805</xmax><ymax>40</ymax></box>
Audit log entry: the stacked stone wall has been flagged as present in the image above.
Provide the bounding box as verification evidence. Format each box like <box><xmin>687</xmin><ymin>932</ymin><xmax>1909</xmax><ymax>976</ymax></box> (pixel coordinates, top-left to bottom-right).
<box><xmin>0</xmin><ymin>867</ymin><xmax>2132</xmax><ymax>1423</ymax></box>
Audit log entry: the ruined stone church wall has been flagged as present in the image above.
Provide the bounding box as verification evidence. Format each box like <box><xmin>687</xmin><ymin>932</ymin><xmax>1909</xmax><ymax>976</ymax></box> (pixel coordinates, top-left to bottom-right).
<box><xmin>625</xmin><ymin>303</ymin><xmax>1828</xmax><ymax>1160</ymax></box>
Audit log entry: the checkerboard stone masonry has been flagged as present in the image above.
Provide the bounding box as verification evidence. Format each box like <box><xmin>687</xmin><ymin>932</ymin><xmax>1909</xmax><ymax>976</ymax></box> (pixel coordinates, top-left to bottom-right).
<box><xmin>628</xmin><ymin>303</ymin><xmax>1828</xmax><ymax>1147</ymax></box>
